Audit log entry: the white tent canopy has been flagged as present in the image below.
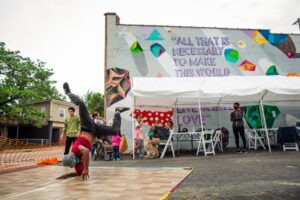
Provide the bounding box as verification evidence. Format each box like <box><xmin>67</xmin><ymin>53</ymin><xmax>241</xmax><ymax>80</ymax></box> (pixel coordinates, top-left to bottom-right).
<box><xmin>131</xmin><ymin>76</ymin><xmax>300</xmax><ymax>156</ymax></box>
<box><xmin>132</xmin><ymin>76</ymin><xmax>300</xmax><ymax>106</ymax></box>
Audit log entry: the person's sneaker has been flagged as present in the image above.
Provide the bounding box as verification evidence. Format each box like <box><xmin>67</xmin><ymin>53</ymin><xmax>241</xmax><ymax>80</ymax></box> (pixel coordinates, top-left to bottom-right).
<box><xmin>115</xmin><ymin>107</ymin><xmax>130</xmax><ymax>113</ymax></box>
<box><xmin>243</xmin><ymin>149</ymin><xmax>248</xmax><ymax>154</ymax></box>
<box><xmin>236</xmin><ymin>148</ymin><xmax>241</xmax><ymax>153</ymax></box>
<box><xmin>116</xmin><ymin>158</ymin><xmax>121</xmax><ymax>161</ymax></box>
<box><xmin>63</xmin><ymin>82</ymin><xmax>71</xmax><ymax>95</ymax></box>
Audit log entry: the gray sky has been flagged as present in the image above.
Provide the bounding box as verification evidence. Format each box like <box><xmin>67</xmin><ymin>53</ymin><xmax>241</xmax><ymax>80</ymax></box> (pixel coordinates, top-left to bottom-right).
<box><xmin>0</xmin><ymin>0</ymin><xmax>299</xmax><ymax>96</ymax></box>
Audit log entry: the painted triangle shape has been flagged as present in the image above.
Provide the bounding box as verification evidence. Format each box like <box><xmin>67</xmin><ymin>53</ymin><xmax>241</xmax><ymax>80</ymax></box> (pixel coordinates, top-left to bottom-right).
<box><xmin>146</xmin><ymin>28</ymin><xmax>164</xmax><ymax>40</ymax></box>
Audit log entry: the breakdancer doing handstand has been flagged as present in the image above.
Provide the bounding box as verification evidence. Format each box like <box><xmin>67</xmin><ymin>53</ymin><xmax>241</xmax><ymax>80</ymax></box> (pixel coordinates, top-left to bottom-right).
<box><xmin>57</xmin><ymin>82</ymin><xmax>129</xmax><ymax>180</ymax></box>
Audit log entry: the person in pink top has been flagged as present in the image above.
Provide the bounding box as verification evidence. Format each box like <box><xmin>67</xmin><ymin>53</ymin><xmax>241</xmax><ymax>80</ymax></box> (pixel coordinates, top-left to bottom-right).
<box><xmin>112</xmin><ymin>133</ymin><xmax>122</xmax><ymax>161</ymax></box>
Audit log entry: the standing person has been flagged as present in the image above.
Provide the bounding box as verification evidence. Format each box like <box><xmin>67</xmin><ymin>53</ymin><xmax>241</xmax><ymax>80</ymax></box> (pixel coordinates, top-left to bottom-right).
<box><xmin>230</xmin><ymin>102</ymin><xmax>247</xmax><ymax>153</ymax></box>
<box><xmin>133</xmin><ymin>115</ymin><xmax>146</xmax><ymax>159</ymax></box>
<box><xmin>62</xmin><ymin>107</ymin><xmax>81</xmax><ymax>155</ymax></box>
<box><xmin>112</xmin><ymin>133</ymin><xmax>122</xmax><ymax>161</ymax></box>
<box><xmin>90</xmin><ymin>112</ymin><xmax>102</xmax><ymax>157</ymax></box>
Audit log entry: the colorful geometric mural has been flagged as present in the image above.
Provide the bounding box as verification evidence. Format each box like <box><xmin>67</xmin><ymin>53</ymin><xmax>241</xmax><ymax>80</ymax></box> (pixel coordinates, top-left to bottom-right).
<box><xmin>166</xmin><ymin>28</ymin><xmax>173</xmax><ymax>33</ymax></box>
<box><xmin>224</xmin><ymin>48</ymin><xmax>239</xmax><ymax>63</ymax></box>
<box><xmin>287</xmin><ymin>73</ymin><xmax>300</xmax><ymax>77</ymax></box>
<box><xmin>105</xmin><ymin>14</ymin><xmax>300</xmax><ymax>148</ymax></box>
<box><xmin>253</xmin><ymin>30</ymin><xmax>268</xmax><ymax>45</ymax></box>
<box><xmin>146</xmin><ymin>28</ymin><xmax>164</xmax><ymax>40</ymax></box>
<box><xmin>105</xmin><ymin>68</ymin><xmax>131</xmax><ymax>107</ymax></box>
<box><xmin>243</xmin><ymin>105</ymin><xmax>280</xmax><ymax>129</ymax></box>
<box><xmin>150</xmin><ymin>43</ymin><xmax>165</xmax><ymax>58</ymax></box>
<box><xmin>237</xmin><ymin>40</ymin><xmax>246</xmax><ymax>48</ymax></box>
<box><xmin>130</xmin><ymin>41</ymin><xmax>143</xmax><ymax>54</ymax></box>
<box><xmin>243</xmin><ymin>30</ymin><xmax>298</xmax><ymax>59</ymax></box>
<box><xmin>239</xmin><ymin>60</ymin><xmax>256</xmax><ymax>71</ymax></box>
<box><xmin>266</xmin><ymin>65</ymin><xmax>279</xmax><ymax>76</ymax></box>
<box><xmin>276</xmin><ymin>35</ymin><xmax>296</xmax><ymax>58</ymax></box>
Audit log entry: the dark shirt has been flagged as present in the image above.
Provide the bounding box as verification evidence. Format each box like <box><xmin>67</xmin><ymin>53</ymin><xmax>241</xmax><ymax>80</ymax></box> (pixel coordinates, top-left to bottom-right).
<box><xmin>230</xmin><ymin>110</ymin><xmax>244</xmax><ymax>127</ymax></box>
<box><xmin>112</xmin><ymin>112</ymin><xmax>121</xmax><ymax>129</ymax></box>
<box><xmin>156</xmin><ymin>127</ymin><xmax>170</xmax><ymax>140</ymax></box>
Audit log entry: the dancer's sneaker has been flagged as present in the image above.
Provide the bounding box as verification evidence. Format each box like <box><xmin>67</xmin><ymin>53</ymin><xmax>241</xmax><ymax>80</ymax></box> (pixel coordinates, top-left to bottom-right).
<box><xmin>63</xmin><ymin>82</ymin><xmax>71</xmax><ymax>95</ymax></box>
<box><xmin>236</xmin><ymin>148</ymin><xmax>241</xmax><ymax>153</ymax></box>
<box><xmin>115</xmin><ymin>107</ymin><xmax>130</xmax><ymax>113</ymax></box>
<box><xmin>243</xmin><ymin>149</ymin><xmax>248</xmax><ymax>154</ymax></box>
<box><xmin>63</xmin><ymin>83</ymin><xmax>82</xmax><ymax>106</ymax></box>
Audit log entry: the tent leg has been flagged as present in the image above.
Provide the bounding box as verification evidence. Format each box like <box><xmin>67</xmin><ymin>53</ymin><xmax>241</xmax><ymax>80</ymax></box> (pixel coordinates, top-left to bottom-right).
<box><xmin>131</xmin><ymin>94</ymin><xmax>135</xmax><ymax>160</ymax></box>
<box><xmin>260</xmin><ymin>98</ymin><xmax>271</xmax><ymax>153</ymax></box>
<box><xmin>198</xmin><ymin>97</ymin><xmax>204</xmax><ymax>133</ymax></box>
<box><xmin>217</xmin><ymin>101</ymin><xmax>223</xmax><ymax>151</ymax></box>
<box><xmin>173</xmin><ymin>103</ymin><xmax>179</xmax><ymax>155</ymax></box>
<box><xmin>198</xmin><ymin>96</ymin><xmax>205</xmax><ymax>155</ymax></box>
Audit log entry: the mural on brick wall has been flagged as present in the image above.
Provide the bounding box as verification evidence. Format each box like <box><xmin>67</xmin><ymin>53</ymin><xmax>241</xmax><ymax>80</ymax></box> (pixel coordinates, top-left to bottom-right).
<box><xmin>105</xmin><ymin>14</ymin><xmax>300</xmax><ymax>147</ymax></box>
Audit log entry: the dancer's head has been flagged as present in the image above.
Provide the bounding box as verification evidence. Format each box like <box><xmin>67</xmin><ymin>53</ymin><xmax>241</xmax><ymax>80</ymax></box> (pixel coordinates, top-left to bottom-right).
<box><xmin>61</xmin><ymin>153</ymin><xmax>77</xmax><ymax>168</ymax></box>
<box><xmin>68</xmin><ymin>107</ymin><xmax>76</xmax><ymax>117</ymax></box>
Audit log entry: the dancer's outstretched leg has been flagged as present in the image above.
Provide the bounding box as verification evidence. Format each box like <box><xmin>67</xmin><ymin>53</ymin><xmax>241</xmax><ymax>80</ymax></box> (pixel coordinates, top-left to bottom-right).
<box><xmin>96</xmin><ymin>107</ymin><xmax>129</xmax><ymax>136</ymax></box>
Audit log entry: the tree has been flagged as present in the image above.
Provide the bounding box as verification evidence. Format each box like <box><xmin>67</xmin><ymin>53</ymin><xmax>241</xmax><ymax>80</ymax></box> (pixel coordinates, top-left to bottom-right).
<box><xmin>84</xmin><ymin>91</ymin><xmax>105</xmax><ymax>117</ymax></box>
<box><xmin>0</xmin><ymin>42</ymin><xmax>64</xmax><ymax>127</ymax></box>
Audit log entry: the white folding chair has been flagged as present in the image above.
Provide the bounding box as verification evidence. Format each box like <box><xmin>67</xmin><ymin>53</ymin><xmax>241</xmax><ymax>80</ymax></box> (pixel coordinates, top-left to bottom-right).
<box><xmin>246</xmin><ymin>129</ymin><xmax>266</xmax><ymax>150</ymax></box>
<box><xmin>212</xmin><ymin>130</ymin><xmax>223</xmax><ymax>152</ymax></box>
<box><xmin>159</xmin><ymin>131</ymin><xmax>175</xmax><ymax>158</ymax></box>
<box><xmin>283</xmin><ymin>143</ymin><xmax>299</xmax><ymax>151</ymax></box>
<box><xmin>196</xmin><ymin>130</ymin><xmax>215</xmax><ymax>156</ymax></box>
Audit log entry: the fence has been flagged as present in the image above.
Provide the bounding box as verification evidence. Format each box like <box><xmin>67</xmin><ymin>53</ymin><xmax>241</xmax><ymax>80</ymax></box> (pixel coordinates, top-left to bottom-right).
<box><xmin>18</xmin><ymin>138</ymin><xmax>49</xmax><ymax>146</ymax></box>
<box><xmin>0</xmin><ymin>136</ymin><xmax>64</xmax><ymax>173</ymax></box>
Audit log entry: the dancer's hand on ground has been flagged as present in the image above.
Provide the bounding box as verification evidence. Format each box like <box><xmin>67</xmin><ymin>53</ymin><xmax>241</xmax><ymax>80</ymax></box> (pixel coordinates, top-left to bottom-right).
<box><xmin>82</xmin><ymin>169</ymin><xmax>89</xmax><ymax>181</ymax></box>
<box><xmin>56</xmin><ymin>172</ymin><xmax>79</xmax><ymax>179</ymax></box>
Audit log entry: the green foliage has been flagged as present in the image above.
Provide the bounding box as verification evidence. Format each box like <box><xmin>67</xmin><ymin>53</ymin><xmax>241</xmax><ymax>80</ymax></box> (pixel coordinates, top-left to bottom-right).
<box><xmin>0</xmin><ymin>42</ymin><xmax>64</xmax><ymax>127</ymax></box>
<box><xmin>84</xmin><ymin>91</ymin><xmax>104</xmax><ymax>117</ymax></box>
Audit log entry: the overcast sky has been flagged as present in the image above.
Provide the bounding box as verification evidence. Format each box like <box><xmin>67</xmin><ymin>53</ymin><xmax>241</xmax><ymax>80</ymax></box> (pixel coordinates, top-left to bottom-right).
<box><xmin>0</xmin><ymin>0</ymin><xmax>299</xmax><ymax>96</ymax></box>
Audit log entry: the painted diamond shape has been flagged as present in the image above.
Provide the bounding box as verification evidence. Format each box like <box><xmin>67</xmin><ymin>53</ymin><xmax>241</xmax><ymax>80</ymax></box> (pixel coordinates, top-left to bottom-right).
<box><xmin>239</xmin><ymin>60</ymin><xmax>256</xmax><ymax>71</ymax></box>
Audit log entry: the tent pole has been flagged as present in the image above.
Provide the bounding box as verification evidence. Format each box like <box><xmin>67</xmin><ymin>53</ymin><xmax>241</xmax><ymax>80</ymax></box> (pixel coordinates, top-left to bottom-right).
<box><xmin>174</xmin><ymin>97</ymin><xmax>178</xmax><ymax>130</ymax></box>
<box><xmin>260</xmin><ymin>97</ymin><xmax>271</xmax><ymax>152</ymax></box>
<box><xmin>218</xmin><ymin>97</ymin><xmax>223</xmax><ymax>130</ymax></box>
<box><xmin>218</xmin><ymin>98</ymin><xmax>222</xmax><ymax>149</ymax></box>
<box><xmin>198</xmin><ymin>96</ymin><xmax>204</xmax><ymax>132</ymax></box>
<box><xmin>131</xmin><ymin>94</ymin><xmax>135</xmax><ymax>160</ymax></box>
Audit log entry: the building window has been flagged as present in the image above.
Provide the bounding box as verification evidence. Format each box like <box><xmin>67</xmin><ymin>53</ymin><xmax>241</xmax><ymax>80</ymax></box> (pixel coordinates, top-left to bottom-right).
<box><xmin>41</xmin><ymin>107</ymin><xmax>46</xmax><ymax>113</ymax></box>
<box><xmin>59</xmin><ymin>108</ymin><xmax>65</xmax><ymax>118</ymax></box>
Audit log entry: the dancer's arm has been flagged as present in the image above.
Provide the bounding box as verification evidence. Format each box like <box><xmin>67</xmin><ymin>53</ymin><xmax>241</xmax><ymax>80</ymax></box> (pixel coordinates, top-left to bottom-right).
<box><xmin>56</xmin><ymin>172</ymin><xmax>79</xmax><ymax>179</ymax></box>
<box><xmin>78</xmin><ymin>145</ymin><xmax>90</xmax><ymax>180</ymax></box>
